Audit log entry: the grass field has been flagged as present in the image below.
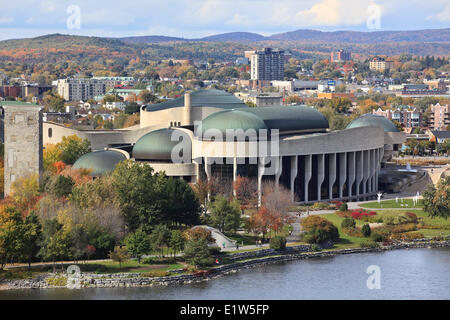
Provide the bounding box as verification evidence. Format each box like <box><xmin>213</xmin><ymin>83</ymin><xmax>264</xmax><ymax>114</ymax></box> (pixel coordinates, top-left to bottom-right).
<box><xmin>359</xmin><ymin>199</ymin><xmax>424</xmax><ymax>209</ymax></box>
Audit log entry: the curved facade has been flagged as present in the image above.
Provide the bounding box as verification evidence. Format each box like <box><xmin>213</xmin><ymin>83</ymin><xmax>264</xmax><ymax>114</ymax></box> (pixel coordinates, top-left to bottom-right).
<box><xmin>71</xmin><ymin>89</ymin><xmax>405</xmax><ymax>203</ymax></box>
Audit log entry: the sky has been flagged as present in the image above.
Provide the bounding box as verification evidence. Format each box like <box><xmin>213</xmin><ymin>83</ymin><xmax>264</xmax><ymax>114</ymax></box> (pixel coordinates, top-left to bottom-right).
<box><xmin>0</xmin><ymin>0</ymin><xmax>449</xmax><ymax>41</ymax></box>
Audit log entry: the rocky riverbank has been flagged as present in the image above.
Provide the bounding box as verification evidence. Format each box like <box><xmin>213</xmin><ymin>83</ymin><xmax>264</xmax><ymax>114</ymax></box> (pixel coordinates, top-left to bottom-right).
<box><xmin>2</xmin><ymin>239</ymin><xmax>449</xmax><ymax>290</ymax></box>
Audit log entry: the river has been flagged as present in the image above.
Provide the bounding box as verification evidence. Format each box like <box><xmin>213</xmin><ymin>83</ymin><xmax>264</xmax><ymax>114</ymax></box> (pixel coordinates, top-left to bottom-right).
<box><xmin>1</xmin><ymin>247</ymin><xmax>449</xmax><ymax>300</ymax></box>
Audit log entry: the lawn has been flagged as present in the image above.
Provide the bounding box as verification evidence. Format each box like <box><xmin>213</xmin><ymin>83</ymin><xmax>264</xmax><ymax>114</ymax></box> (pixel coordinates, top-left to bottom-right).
<box><xmin>359</xmin><ymin>199</ymin><xmax>424</xmax><ymax>209</ymax></box>
<box><xmin>321</xmin><ymin>208</ymin><xmax>450</xmax><ymax>249</ymax></box>
<box><xmin>84</xmin><ymin>259</ymin><xmax>184</xmax><ymax>274</ymax></box>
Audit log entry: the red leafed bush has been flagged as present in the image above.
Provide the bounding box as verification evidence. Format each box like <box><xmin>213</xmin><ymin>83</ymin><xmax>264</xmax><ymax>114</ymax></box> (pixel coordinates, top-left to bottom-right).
<box><xmin>350</xmin><ymin>209</ymin><xmax>376</xmax><ymax>220</ymax></box>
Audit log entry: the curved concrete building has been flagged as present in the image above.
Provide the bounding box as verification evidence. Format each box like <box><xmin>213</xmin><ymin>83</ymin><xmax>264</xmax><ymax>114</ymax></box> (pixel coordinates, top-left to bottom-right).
<box><xmin>72</xmin><ymin>89</ymin><xmax>405</xmax><ymax>203</ymax></box>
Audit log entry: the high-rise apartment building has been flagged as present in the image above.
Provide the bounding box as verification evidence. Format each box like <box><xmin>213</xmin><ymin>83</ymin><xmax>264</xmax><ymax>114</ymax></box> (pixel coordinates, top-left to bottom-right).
<box><xmin>56</xmin><ymin>78</ymin><xmax>107</xmax><ymax>101</ymax></box>
<box><xmin>369</xmin><ymin>57</ymin><xmax>394</xmax><ymax>72</ymax></box>
<box><xmin>250</xmin><ymin>48</ymin><xmax>285</xmax><ymax>81</ymax></box>
<box><xmin>430</xmin><ymin>103</ymin><xmax>450</xmax><ymax>131</ymax></box>
<box><xmin>331</xmin><ymin>50</ymin><xmax>352</xmax><ymax>62</ymax></box>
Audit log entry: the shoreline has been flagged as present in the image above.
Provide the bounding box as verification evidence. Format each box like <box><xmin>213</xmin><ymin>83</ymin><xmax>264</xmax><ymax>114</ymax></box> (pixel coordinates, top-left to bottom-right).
<box><xmin>1</xmin><ymin>238</ymin><xmax>449</xmax><ymax>291</ymax></box>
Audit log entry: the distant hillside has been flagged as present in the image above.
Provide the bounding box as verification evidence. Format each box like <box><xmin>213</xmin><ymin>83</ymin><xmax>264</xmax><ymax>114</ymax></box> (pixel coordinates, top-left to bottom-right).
<box><xmin>198</xmin><ymin>32</ymin><xmax>266</xmax><ymax>42</ymax></box>
<box><xmin>113</xmin><ymin>28</ymin><xmax>450</xmax><ymax>44</ymax></box>
<box><xmin>269</xmin><ymin>28</ymin><xmax>450</xmax><ymax>43</ymax></box>
<box><xmin>0</xmin><ymin>33</ymin><xmax>127</xmax><ymax>49</ymax></box>
<box><xmin>120</xmin><ymin>35</ymin><xmax>186</xmax><ymax>44</ymax></box>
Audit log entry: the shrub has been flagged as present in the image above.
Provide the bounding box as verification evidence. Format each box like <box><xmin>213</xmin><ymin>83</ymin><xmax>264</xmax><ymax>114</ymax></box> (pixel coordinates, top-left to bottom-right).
<box><xmin>312</xmin><ymin>202</ymin><xmax>330</xmax><ymax>210</ymax></box>
<box><xmin>270</xmin><ymin>236</ymin><xmax>287</xmax><ymax>251</ymax></box>
<box><xmin>383</xmin><ymin>216</ymin><xmax>395</xmax><ymax>225</ymax></box>
<box><xmin>310</xmin><ymin>244</ymin><xmax>321</xmax><ymax>252</ymax></box>
<box><xmin>390</xmin><ymin>232</ymin><xmax>424</xmax><ymax>241</ymax></box>
<box><xmin>300</xmin><ymin>216</ymin><xmax>339</xmax><ymax>244</ymax></box>
<box><xmin>371</xmin><ymin>233</ymin><xmax>384</xmax><ymax>242</ymax></box>
<box><xmin>140</xmin><ymin>270</ymin><xmax>170</xmax><ymax>278</ymax></box>
<box><xmin>359</xmin><ymin>241</ymin><xmax>379</xmax><ymax>248</ymax></box>
<box><xmin>388</xmin><ymin>223</ymin><xmax>417</xmax><ymax>234</ymax></box>
<box><xmin>339</xmin><ymin>202</ymin><xmax>348</xmax><ymax>211</ymax></box>
<box><xmin>362</xmin><ymin>224</ymin><xmax>371</xmax><ymax>237</ymax></box>
<box><xmin>208</xmin><ymin>245</ymin><xmax>221</xmax><ymax>255</ymax></box>
<box><xmin>341</xmin><ymin>218</ymin><xmax>356</xmax><ymax>229</ymax></box>
<box><xmin>342</xmin><ymin>227</ymin><xmax>363</xmax><ymax>237</ymax></box>
<box><xmin>45</xmin><ymin>277</ymin><xmax>68</xmax><ymax>287</ymax></box>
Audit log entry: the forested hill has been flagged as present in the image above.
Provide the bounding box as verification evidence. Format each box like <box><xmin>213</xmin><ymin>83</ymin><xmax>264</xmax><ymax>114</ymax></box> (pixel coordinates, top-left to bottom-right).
<box><xmin>119</xmin><ymin>28</ymin><xmax>450</xmax><ymax>43</ymax></box>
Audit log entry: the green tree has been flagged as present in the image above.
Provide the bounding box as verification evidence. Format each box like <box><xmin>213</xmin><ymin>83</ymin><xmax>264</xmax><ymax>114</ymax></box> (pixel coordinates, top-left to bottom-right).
<box><xmin>125</xmin><ymin>102</ymin><xmax>140</xmax><ymax>114</ymax></box>
<box><xmin>38</xmin><ymin>219</ymin><xmax>72</xmax><ymax>272</ymax></box>
<box><xmin>169</xmin><ymin>230</ymin><xmax>186</xmax><ymax>256</ymax></box>
<box><xmin>139</xmin><ymin>90</ymin><xmax>158</xmax><ymax>104</ymax></box>
<box><xmin>125</xmin><ymin>230</ymin><xmax>151</xmax><ymax>263</ymax></box>
<box><xmin>183</xmin><ymin>239</ymin><xmax>213</xmax><ymax>267</ymax></box>
<box><xmin>111</xmin><ymin>161</ymin><xmax>159</xmax><ymax>231</ymax></box>
<box><xmin>0</xmin><ymin>207</ymin><xmax>23</xmax><ymax>269</ymax></box>
<box><xmin>149</xmin><ymin>224</ymin><xmax>170</xmax><ymax>258</ymax></box>
<box><xmin>43</xmin><ymin>92</ymin><xmax>65</xmax><ymax>112</ymax></box>
<box><xmin>209</xmin><ymin>195</ymin><xmax>241</xmax><ymax>233</ymax></box>
<box><xmin>20</xmin><ymin>213</ymin><xmax>42</xmax><ymax>270</ymax></box>
<box><xmin>47</xmin><ymin>175</ymin><xmax>75</xmax><ymax>198</ymax></box>
<box><xmin>57</xmin><ymin>135</ymin><xmax>91</xmax><ymax>165</ymax></box>
<box><xmin>109</xmin><ymin>246</ymin><xmax>130</xmax><ymax>270</ymax></box>
<box><xmin>423</xmin><ymin>177</ymin><xmax>450</xmax><ymax>219</ymax></box>
<box><xmin>362</xmin><ymin>224</ymin><xmax>372</xmax><ymax>237</ymax></box>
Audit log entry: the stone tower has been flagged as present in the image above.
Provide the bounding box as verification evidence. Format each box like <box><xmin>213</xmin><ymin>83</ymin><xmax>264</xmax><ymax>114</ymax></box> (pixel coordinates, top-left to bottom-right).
<box><xmin>2</xmin><ymin>102</ymin><xmax>43</xmax><ymax>196</ymax></box>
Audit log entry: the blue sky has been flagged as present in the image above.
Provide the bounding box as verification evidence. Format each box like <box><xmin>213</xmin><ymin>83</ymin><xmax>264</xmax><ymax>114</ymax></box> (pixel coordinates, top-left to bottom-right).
<box><xmin>0</xmin><ymin>0</ymin><xmax>449</xmax><ymax>40</ymax></box>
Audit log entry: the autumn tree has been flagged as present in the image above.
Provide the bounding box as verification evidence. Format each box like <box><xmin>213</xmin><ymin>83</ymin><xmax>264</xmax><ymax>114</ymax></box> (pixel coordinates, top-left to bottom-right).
<box><xmin>423</xmin><ymin>177</ymin><xmax>449</xmax><ymax>219</ymax></box>
<box><xmin>233</xmin><ymin>176</ymin><xmax>258</xmax><ymax>211</ymax></box>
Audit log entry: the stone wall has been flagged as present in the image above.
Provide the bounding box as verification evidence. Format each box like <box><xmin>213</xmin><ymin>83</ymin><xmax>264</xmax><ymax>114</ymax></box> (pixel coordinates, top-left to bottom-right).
<box><xmin>3</xmin><ymin>239</ymin><xmax>449</xmax><ymax>290</ymax></box>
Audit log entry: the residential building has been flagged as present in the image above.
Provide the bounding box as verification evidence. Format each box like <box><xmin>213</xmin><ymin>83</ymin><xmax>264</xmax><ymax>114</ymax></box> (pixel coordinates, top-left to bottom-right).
<box><xmin>429</xmin><ymin>103</ymin><xmax>450</xmax><ymax>131</ymax></box>
<box><xmin>104</xmin><ymin>101</ymin><xmax>126</xmax><ymax>111</ymax></box>
<box><xmin>250</xmin><ymin>48</ymin><xmax>284</xmax><ymax>81</ymax></box>
<box><xmin>56</xmin><ymin>78</ymin><xmax>107</xmax><ymax>101</ymax></box>
<box><xmin>331</xmin><ymin>50</ymin><xmax>352</xmax><ymax>63</ymax></box>
<box><xmin>372</xmin><ymin>107</ymin><xmax>422</xmax><ymax>128</ymax></box>
<box><xmin>369</xmin><ymin>57</ymin><xmax>394</xmax><ymax>72</ymax></box>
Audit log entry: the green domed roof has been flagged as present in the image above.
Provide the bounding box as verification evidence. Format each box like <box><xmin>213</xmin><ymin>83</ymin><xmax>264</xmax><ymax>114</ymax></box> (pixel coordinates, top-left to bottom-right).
<box><xmin>200</xmin><ymin>109</ymin><xmax>268</xmax><ymax>139</ymax></box>
<box><xmin>199</xmin><ymin>105</ymin><xmax>328</xmax><ymax>139</ymax></box>
<box><xmin>73</xmin><ymin>150</ymin><xmax>127</xmax><ymax>176</ymax></box>
<box><xmin>239</xmin><ymin>105</ymin><xmax>329</xmax><ymax>132</ymax></box>
<box><xmin>346</xmin><ymin>114</ymin><xmax>399</xmax><ymax>132</ymax></box>
<box><xmin>132</xmin><ymin>128</ymin><xmax>192</xmax><ymax>161</ymax></box>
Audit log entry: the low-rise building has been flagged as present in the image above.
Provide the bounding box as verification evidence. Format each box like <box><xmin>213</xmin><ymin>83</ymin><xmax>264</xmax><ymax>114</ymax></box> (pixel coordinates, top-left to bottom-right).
<box><xmin>373</xmin><ymin>106</ymin><xmax>422</xmax><ymax>128</ymax></box>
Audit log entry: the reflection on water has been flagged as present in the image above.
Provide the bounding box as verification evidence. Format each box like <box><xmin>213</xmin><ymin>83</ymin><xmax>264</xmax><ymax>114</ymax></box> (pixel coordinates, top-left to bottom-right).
<box><xmin>1</xmin><ymin>248</ymin><xmax>449</xmax><ymax>300</ymax></box>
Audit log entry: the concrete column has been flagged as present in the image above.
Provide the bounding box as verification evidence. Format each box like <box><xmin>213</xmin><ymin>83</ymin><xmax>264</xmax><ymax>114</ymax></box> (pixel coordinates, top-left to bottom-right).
<box><xmin>204</xmin><ymin>157</ymin><xmax>212</xmax><ymax>201</ymax></box>
<box><xmin>290</xmin><ymin>156</ymin><xmax>298</xmax><ymax>203</ymax></box>
<box><xmin>317</xmin><ymin>154</ymin><xmax>325</xmax><ymax>201</ymax></box>
<box><xmin>347</xmin><ymin>152</ymin><xmax>355</xmax><ymax>199</ymax></box>
<box><xmin>304</xmin><ymin>155</ymin><xmax>312</xmax><ymax>203</ymax></box>
<box><xmin>356</xmin><ymin>151</ymin><xmax>364</xmax><ymax>199</ymax></box>
<box><xmin>371</xmin><ymin>149</ymin><xmax>376</xmax><ymax>193</ymax></box>
<box><xmin>257</xmin><ymin>157</ymin><xmax>266</xmax><ymax>207</ymax></box>
<box><xmin>204</xmin><ymin>157</ymin><xmax>212</xmax><ymax>180</ymax></box>
<box><xmin>232</xmin><ymin>156</ymin><xmax>237</xmax><ymax>196</ymax></box>
<box><xmin>328</xmin><ymin>153</ymin><xmax>336</xmax><ymax>200</ymax></box>
<box><xmin>338</xmin><ymin>152</ymin><xmax>347</xmax><ymax>199</ymax></box>
<box><xmin>275</xmin><ymin>156</ymin><xmax>282</xmax><ymax>188</ymax></box>
<box><xmin>362</xmin><ymin>150</ymin><xmax>370</xmax><ymax>196</ymax></box>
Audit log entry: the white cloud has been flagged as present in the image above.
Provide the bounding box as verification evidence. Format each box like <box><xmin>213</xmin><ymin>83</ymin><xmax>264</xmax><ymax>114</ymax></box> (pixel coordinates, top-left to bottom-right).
<box><xmin>0</xmin><ymin>17</ymin><xmax>14</xmax><ymax>24</ymax></box>
<box><xmin>435</xmin><ymin>5</ymin><xmax>450</xmax><ymax>21</ymax></box>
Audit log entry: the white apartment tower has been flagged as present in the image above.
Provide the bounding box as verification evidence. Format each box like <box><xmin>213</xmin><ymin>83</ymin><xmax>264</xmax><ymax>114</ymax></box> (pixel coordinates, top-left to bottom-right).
<box><xmin>56</xmin><ymin>78</ymin><xmax>107</xmax><ymax>101</ymax></box>
<box><xmin>250</xmin><ymin>48</ymin><xmax>285</xmax><ymax>81</ymax></box>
